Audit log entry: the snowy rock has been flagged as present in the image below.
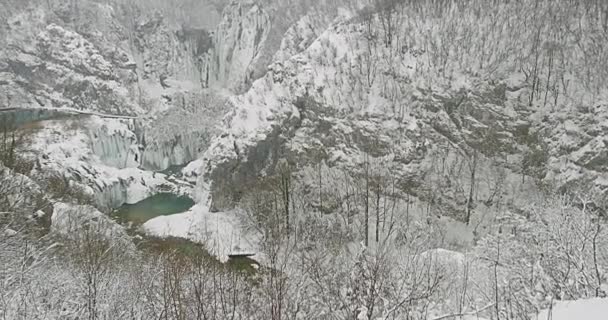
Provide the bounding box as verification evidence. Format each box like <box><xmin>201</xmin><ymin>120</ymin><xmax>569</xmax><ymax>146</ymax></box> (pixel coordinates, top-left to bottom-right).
<box><xmin>140</xmin><ymin>131</ymin><xmax>204</xmax><ymax>171</ymax></box>
<box><xmin>38</xmin><ymin>24</ymin><xmax>115</xmax><ymax>80</ymax></box>
<box><xmin>133</xmin><ymin>12</ymin><xmax>208</xmax><ymax>84</ymax></box>
<box><xmin>3</xmin><ymin>229</ymin><xmax>18</xmax><ymax>237</ymax></box>
<box><xmin>571</xmin><ymin>137</ymin><xmax>608</xmax><ymax>171</ymax></box>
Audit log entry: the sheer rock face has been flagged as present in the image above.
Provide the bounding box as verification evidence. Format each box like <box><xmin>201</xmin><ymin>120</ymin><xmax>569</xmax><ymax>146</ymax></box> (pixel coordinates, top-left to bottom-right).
<box><xmin>197</xmin><ymin>3</ymin><xmax>272</xmax><ymax>93</ymax></box>
<box><xmin>132</xmin><ymin>12</ymin><xmax>209</xmax><ymax>85</ymax></box>
<box><xmin>543</xmin><ymin>103</ymin><xmax>608</xmax><ymax>196</ymax></box>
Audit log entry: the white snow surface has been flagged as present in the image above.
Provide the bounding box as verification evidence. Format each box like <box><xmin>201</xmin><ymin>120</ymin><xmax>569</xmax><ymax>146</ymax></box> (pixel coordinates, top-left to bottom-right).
<box><xmin>537</xmin><ymin>298</ymin><xmax>608</xmax><ymax>320</ymax></box>
<box><xmin>142</xmin><ymin>204</ymin><xmax>258</xmax><ymax>262</ymax></box>
<box><xmin>419</xmin><ymin>248</ymin><xmax>466</xmax><ymax>266</ymax></box>
<box><xmin>52</xmin><ymin>203</ymin><xmax>123</xmax><ymax>237</ymax></box>
<box><xmin>51</xmin><ymin>202</ymin><xmax>135</xmax><ymax>250</ymax></box>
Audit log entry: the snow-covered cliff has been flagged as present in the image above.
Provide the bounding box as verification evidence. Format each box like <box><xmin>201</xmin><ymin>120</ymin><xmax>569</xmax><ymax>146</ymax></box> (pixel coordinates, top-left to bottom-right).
<box><xmin>197</xmin><ymin>2</ymin><xmax>608</xmax><ymax>219</ymax></box>
<box><xmin>199</xmin><ymin>2</ymin><xmax>271</xmax><ymax>92</ymax></box>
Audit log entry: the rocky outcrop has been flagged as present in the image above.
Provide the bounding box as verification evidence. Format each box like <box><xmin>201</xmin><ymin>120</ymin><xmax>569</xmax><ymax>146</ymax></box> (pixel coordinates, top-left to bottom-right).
<box><xmin>133</xmin><ymin>12</ymin><xmax>209</xmax><ymax>84</ymax></box>
<box><xmin>272</xmin><ymin>9</ymin><xmax>335</xmax><ymax>63</ymax></box>
<box><xmin>541</xmin><ymin>102</ymin><xmax>608</xmax><ymax>196</ymax></box>
<box><xmin>1</xmin><ymin>15</ymin><xmax>139</xmax><ymax>114</ymax></box>
<box><xmin>135</xmin><ymin>91</ymin><xmax>226</xmax><ymax>171</ymax></box>
<box><xmin>571</xmin><ymin>137</ymin><xmax>608</xmax><ymax>172</ymax></box>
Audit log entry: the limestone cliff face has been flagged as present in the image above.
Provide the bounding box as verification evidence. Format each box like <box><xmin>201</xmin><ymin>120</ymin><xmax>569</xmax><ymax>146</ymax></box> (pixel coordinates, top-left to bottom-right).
<box><xmin>199</xmin><ymin>2</ymin><xmax>271</xmax><ymax>93</ymax></box>
<box><xmin>132</xmin><ymin>12</ymin><xmax>211</xmax><ymax>85</ymax></box>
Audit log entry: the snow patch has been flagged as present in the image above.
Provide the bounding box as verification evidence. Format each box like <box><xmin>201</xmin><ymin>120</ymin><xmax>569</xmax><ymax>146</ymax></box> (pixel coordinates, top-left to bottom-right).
<box><xmin>142</xmin><ymin>204</ymin><xmax>258</xmax><ymax>262</ymax></box>
<box><xmin>538</xmin><ymin>298</ymin><xmax>608</xmax><ymax>320</ymax></box>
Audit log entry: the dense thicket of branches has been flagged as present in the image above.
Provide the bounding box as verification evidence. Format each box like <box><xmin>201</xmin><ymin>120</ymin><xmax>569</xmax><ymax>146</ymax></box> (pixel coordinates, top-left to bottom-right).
<box><xmin>2</xmin><ymin>0</ymin><xmax>608</xmax><ymax>319</ymax></box>
<box><xmin>354</xmin><ymin>0</ymin><xmax>608</xmax><ymax>106</ymax></box>
<box><xmin>2</xmin><ymin>165</ymin><xmax>607</xmax><ymax>319</ymax></box>
<box><xmin>391</xmin><ymin>0</ymin><xmax>606</xmax><ymax>100</ymax></box>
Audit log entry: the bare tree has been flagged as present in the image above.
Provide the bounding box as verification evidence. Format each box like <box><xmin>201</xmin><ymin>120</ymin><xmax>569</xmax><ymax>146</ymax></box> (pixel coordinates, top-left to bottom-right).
<box><xmin>66</xmin><ymin>217</ymin><xmax>121</xmax><ymax>320</ymax></box>
<box><xmin>374</xmin><ymin>0</ymin><xmax>403</xmax><ymax>48</ymax></box>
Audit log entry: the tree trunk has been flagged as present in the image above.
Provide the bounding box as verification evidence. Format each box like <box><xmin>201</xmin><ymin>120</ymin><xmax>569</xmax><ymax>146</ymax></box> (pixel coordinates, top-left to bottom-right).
<box><xmin>466</xmin><ymin>151</ymin><xmax>477</xmax><ymax>225</ymax></box>
<box><xmin>375</xmin><ymin>184</ymin><xmax>380</xmax><ymax>243</ymax></box>
<box><xmin>364</xmin><ymin>159</ymin><xmax>370</xmax><ymax>247</ymax></box>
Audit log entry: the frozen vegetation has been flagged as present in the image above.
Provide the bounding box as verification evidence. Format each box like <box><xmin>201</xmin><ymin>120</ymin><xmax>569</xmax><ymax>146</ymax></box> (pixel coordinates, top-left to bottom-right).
<box><xmin>1</xmin><ymin>0</ymin><xmax>608</xmax><ymax>319</ymax></box>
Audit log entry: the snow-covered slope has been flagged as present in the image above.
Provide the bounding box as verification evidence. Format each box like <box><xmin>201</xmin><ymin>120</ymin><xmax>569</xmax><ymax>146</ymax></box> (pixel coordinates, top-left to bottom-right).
<box><xmin>197</xmin><ymin>1</ymin><xmax>608</xmax><ymax>222</ymax></box>
<box><xmin>2</xmin><ymin>0</ymin><xmax>607</xmax><ymax>271</ymax></box>
<box><xmin>143</xmin><ymin>204</ymin><xmax>258</xmax><ymax>262</ymax></box>
<box><xmin>537</xmin><ymin>298</ymin><xmax>608</xmax><ymax>320</ymax></box>
<box><xmin>198</xmin><ymin>15</ymin><xmax>515</xmax><ymax>216</ymax></box>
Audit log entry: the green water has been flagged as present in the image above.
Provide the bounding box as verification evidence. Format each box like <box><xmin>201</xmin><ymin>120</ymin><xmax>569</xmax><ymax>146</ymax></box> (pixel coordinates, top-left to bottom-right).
<box><xmin>112</xmin><ymin>193</ymin><xmax>194</xmax><ymax>224</ymax></box>
<box><xmin>114</xmin><ymin>194</ymin><xmax>259</xmax><ymax>274</ymax></box>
